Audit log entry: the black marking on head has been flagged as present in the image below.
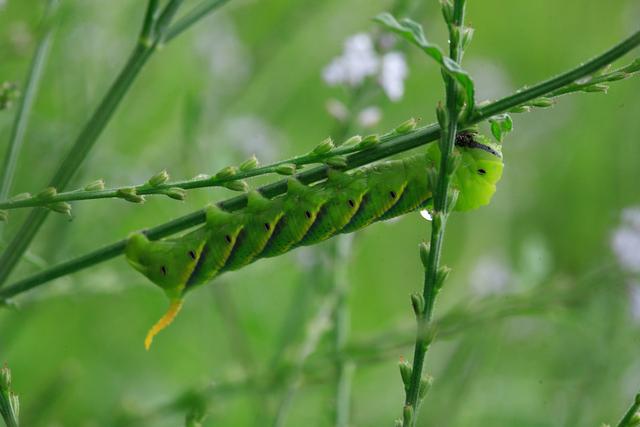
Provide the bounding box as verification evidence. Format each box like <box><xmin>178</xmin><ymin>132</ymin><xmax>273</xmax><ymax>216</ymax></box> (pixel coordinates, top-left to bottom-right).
<box><xmin>224</xmin><ymin>234</ymin><xmax>232</xmax><ymax>244</ymax></box>
<box><xmin>189</xmin><ymin>250</ymin><xmax>196</xmax><ymax>259</ymax></box>
<box><xmin>477</xmin><ymin>168</ymin><xmax>487</xmax><ymax>176</ymax></box>
<box><xmin>160</xmin><ymin>265</ymin><xmax>167</xmax><ymax>276</ymax></box>
<box><xmin>305</xmin><ymin>210</ymin><xmax>312</xmax><ymax>219</ymax></box>
<box><xmin>264</xmin><ymin>222</ymin><xmax>271</xmax><ymax>231</ymax></box>
<box><xmin>348</xmin><ymin>199</ymin><xmax>355</xmax><ymax>208</ymax></box>
<box><xmin>389</xmin><ymin>191</ymin><xmax>397</xmax><ymax>199</ymax></box>
<box><xmin>455</xmin><ymin>131</ymin><xmax>501</xmax><ymax>157</ymax></box>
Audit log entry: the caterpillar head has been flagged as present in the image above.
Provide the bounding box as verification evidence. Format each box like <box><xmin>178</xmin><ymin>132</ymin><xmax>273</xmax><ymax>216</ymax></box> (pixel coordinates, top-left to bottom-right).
<box><xmin>125</xmin><ymin>232</ymin><xmax>204</xmax><ymax>299</ymax></box>
<box><xmin>454</xmin><ymin>131</ymin><xmax>503</xmax><ymax>211</ymax></box>
<box><xmin>428</xmin><ymin>131</ymin><xmax>504</xmax><ymax>211</ymax></box>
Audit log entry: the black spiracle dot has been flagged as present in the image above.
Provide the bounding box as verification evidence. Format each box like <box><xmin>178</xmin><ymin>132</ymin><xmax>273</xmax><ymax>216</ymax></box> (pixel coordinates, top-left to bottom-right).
<box><xmin>305</xmin><ymin>210</ymin><xmax>312</xmax><ymax>219</ymax></box>
<box><xmin>389</xmin><ymin>191</ymin><xmax>397</xmax><ymax>199</ymax></box>
<box><xmin>189</xmin><ymin>250</ymin><xmax>196</xmax><ymax>259</ymax></box>
<box><xmin>348</xmin><ymin>199</ymin><xmax>355</xmax><ymax>208</ymax></box>
<box><xmin>160</xmin><ymin>266</ymin><xmax>167</xmax><ymax>276</ymax></box>
<box><xmin>225</xmin><ymin>234</ymin><xmax>232</xmax><ymax>243</ymax></box>
<box><xmin>264</xmin><ymin>223</ymin><xmax>271</xmax><ymax>231</ymax></box>
<box><xmin>477</xmin><ymin>168</ymin><xmax>487</xmax><ymax>176</ymax></box>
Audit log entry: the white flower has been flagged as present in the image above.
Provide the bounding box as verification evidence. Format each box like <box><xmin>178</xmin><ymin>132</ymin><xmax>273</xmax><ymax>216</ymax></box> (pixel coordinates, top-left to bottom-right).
<box><xmin>322</xmin><ymin>33</ymin><xmax>379</xmax><ymax>87</ymax></box>
<box><xmin>357</xmin><ymin>106</ymin><xmax>382</xmax><ymax>128</ymax></box>
<box><xmin>469</xmin><ymin>256</ymin><xmax>512</xmax><ymax>296</ymax></box>
<box><xmin>322</xmin><ymin>34</ymin><xmax>409</xmax><ymax>102</ymax></box>
<box><xmin>378</xmin><ymin>52</ymin><xmax>408</xmax><ymax>102</ymax></box>
<box><xmin>611</xmin><ymin>207</ymin><xmax>640</xmax><ymax>273</ymax></box>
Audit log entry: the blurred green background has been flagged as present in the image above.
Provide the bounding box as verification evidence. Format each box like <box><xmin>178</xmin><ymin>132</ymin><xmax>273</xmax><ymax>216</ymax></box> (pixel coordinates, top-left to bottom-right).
<box><xmin>1</xmin><ymin>0</ymin><xmax>640</xmax><ymax>425</ymax></box>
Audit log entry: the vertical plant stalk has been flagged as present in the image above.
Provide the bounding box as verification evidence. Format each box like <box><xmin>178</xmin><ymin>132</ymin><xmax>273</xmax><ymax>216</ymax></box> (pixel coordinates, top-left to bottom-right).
<box><xmin>271</xmin><ymin>294</ymin><xmax>338</xmax><ymax>427</ymax></box>
<box><xmin>402</xmin><ymin>1</ymin><xmax>467</xmax><ymax>425</ymax></box>
<box><xmin>334</xmin><ymin>235</ymin><xmax>354</xmax><ymax>427</ymax></box>
<box><xmin>0</xmin><ymin>1</ymin><xmax>56</xmax><ymax>230</ymax></box>
<box><xmin>0</xmin><ymin>0</ymin><xmax>231</xmax><ymax>285</ymax></box>
<box><xmin>0</xmin><ymin>365</ymin><xmax>19</xmax><ymax>427</ymax></box>
<box><xmin>1</xmin><ymin>27</ymin><xmax>639</xmax><ymax>300</ymax></box>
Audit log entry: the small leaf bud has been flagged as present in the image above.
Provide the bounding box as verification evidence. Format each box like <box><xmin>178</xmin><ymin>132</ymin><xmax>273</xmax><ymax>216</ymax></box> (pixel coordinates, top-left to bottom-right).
<box><xmin>357</xmin><ymin>134</ymin><xmax>380</xmax><ymax>150</ymax></box>
<box><xmin>147</xmin><ymin>169</ymin><xmax>169</xmax><ymax>186</ymax></box>
<box><xmin>164</xmin><ymin>187</ymin><xmax>186</xmax><ymax>201</ymax></box>
<box><xmin>325</xmin><ymin>156</ymin><xmax>348</xmax><ymax>169</ymax></box>
<box><xmin>312</xmin><ymin>137</ymin><xmax>335</xmax><ymax>155</ymax></box>
<box><xmin>275</xmin><ymin>163</ymin><xmax>297</xmax><ymax>176</ymax></box>
<box><xmin>239</xmin><ymin>155</ymin><xmax>259</xmax><ymax>172</ymax></box>
<box><xmin>215</xmin><ymin>165</ymin><xmax>238</xmax><ymax>180</ymax></box>
<box><xmin>395</xmin><ymin>118</ymin><xmax>417</xmax><ymax>134</ymax></box>
<box><xmin>84</xmin><ymin>179</ymin><xmax>105</xmax><ymax>191</ymax></box>
<box><xmin>36</xmin><ymin>187</ymin><xmax>57</xmax><ymax>200</ymax></box>
<box><xmin>224</xmin><ymin>180</ymin><xmax>249</xmax><ymax>192</ymax></box>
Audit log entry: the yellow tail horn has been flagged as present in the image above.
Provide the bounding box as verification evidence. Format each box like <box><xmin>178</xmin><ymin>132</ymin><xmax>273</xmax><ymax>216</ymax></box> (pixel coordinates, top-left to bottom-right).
<box><xmin>144</xmin><ymin>299</ymin><xmax>183</xmax><ymax>350</ymax></box>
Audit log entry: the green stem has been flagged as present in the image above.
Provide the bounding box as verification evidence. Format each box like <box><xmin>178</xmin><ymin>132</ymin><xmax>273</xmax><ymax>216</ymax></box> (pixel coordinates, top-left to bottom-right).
<box><xmin>135</xmin><ymin>283</ymin><xmax>574</xmax><ymax>422</ymax></box>
<box><xmin>474</xmin><ymin>30</ymin><xmax>640</xmax><ymax>119</ymax></box>
<box><xmin>1</xmin><ymin>28</ymin><xmax>639</xmax><ymax>300</ymax></box>
<box><xmin>616</xmin><ymin>393</ymin><xmax>640</xmax><ymax>427</ymax></box>
<box><xmin>165</xmin><ymin>0</ymin><xmax>233</xmax><ymax>43</ymax></box>
<box><xmin>0</xmin><ymin>1</ymin><xmax>56</xmax><ymax>216</ymax></box>
<box><xmin>403</xmin><ymin>2</ymin><xmax>466</xmax><ymax>425</ymax></box>
<box><xmin>271</xmin><ymin>293</ymin><xmax>338</xmax><ymax>427</ymax></box>
<box><xmin>0</xmin><ymin>136</ymin><xmax>378</xmax><ymax>210</ymax></box>
<box><xmin>0</xmin><ymin>0</ymin><xmax>233</xmax><ymax>286</ymax></box>
<box><xmin>333</xmin><ymin>236</ymin><xmax>354</xmax><ymax>427</ymax></box>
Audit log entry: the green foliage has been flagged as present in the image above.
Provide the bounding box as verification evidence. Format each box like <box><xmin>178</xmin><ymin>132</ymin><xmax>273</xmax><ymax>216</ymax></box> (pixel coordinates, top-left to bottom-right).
<box><xmin>0</xmin><ymin>0</ymin><xmax>639</xmax><ymax>425</ymax></box>
<box><xmin>375</xmin><ymin>13</ymin><xmax>475</xmax><ymax>115</ymax></box>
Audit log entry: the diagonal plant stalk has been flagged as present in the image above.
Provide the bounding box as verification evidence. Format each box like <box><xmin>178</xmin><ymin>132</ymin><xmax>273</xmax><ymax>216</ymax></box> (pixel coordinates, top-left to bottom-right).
<box><xmin>615</xmin><ymin>392</ymin><xmax>640</xmax><ymax>427</ymax></box>
<box><xmin>0</xmin><ymin>134</ymin><xmax>380</xmax><ymax>210</ymax></box>
<box><xmin>2</xmin><ymin>55</ymin><xmax>637</xmax><ymax>211</ymax></box>
<box><xmin>400</xmin><ymin>1</ymin><xmax>467</xmax><ymax>425</ymax></box>
<box><xmin>271</xmin><ymin>291</ymin><xmax>339</xmax><ymax>427</ymax></box>
<box><xmin>0</xmin><ymin>27</ymin><xmax>639</xmax><ymax>301</ymax></box>
<box><xmin>0</xmin><ymin>0</ymin><xmax>233</xmax><ymax>286</ymax></box>
<box><xmin>0</xmin><ymin>1</ymin><xmax>57</xmax><ymax>235</ymax></box>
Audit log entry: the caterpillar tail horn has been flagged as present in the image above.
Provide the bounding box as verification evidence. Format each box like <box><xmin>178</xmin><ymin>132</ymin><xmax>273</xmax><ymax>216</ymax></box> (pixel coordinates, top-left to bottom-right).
<box><xmin>144</xmin><ymin>298</ymin><xmax>184</xmax><ymax>350</ymax></box>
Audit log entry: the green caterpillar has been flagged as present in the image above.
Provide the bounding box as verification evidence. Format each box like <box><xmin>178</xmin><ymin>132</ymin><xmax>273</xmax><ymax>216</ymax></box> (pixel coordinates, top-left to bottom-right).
<box><xmin>126</xmin><ymin>131</ymin><xmax>503</xmax><ymax>348</ymax></box>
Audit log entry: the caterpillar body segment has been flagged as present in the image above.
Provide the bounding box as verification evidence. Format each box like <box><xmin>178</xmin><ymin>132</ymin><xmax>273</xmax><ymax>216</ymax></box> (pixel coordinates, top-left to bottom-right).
<box><xmin>126</xmin><ymin>132</ymin><xmax>503</xmax><ymax>347</ymax></box>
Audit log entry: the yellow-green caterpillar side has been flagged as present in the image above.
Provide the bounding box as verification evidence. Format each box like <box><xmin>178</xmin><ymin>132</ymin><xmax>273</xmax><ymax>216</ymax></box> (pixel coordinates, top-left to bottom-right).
<box><xmin>126</xmin><ymin>132</ymin><xmax>504</xmax><ymax>348</ymax></box>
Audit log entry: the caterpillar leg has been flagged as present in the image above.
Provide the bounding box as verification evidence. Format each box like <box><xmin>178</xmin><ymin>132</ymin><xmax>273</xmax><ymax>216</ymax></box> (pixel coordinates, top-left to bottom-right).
<box><xmin>144</xmin><ymin>298</ymin><xmax>184</xmax><ymax>350</ymax></box>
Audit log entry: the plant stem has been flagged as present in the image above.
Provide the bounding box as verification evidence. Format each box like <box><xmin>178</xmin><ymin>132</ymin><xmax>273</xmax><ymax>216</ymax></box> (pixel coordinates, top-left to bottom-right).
<box><xmin>271</xmin><ymin>293</ymin><xmax>338</xmax><ymax>427</ymax></box>
<box><xmin>165</xmin><ymin>0</ymin><xmax>233</xmax><ymax>43</ymax></box>
<box><xmin>5</xmin><ymin>56</ymin><xmax>639</xmax><ymax>211</ymax></box>
<box><xmin>402</xmin><ymin>2</ymin><xmax>466</xmax><ymax>425</ymax></box>
<box><xmin>333</xmin><ymin>236</ymin><xmax>354</xmax><ymax>427</ymax></box>
<box><xmin>0</xmin><ymin>0</ymin><xmax>233</xmax><ymax>286</ymax></box>
<box><xmin>0</xmin><ymin>136</ymin><xmax>381</xmax><ymax>210</ymax></box>
<box><xmin>134</xmin><ymin>283</ymin><xmax>576</xmax><ymax>423</ymax></box>
<box><xmin>616</xmin><ymin>392</ymin><xmax>640</xmax><ymax>427</ymax></box>
<box><xmin>1</xmin><ymin>28</ymin><xmax>639</xmax><ymax>300</ymax></box>
<box><xmin>0</xmin><ymin>1</ymin><xmax>56</xmax><ymax>223</ymax></box>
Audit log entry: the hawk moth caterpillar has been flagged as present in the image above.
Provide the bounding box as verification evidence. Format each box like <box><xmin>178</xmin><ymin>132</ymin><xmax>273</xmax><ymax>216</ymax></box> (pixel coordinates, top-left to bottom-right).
<box><xmin>125</xmin><ymin>131</ymin><xmax>504</xmax><ymax>348</ymax></box>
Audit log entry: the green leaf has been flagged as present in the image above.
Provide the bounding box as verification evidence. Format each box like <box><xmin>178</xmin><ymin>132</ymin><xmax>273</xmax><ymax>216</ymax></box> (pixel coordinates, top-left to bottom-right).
<box><xmin>375</xmin><ymin>13</ymin><xmax>475</xmax><ymax>112</ymax></box>
<box><xmin>489</xmin><ymin>114</ymin><xmax>513</xmax><ymax>142</ymax></box>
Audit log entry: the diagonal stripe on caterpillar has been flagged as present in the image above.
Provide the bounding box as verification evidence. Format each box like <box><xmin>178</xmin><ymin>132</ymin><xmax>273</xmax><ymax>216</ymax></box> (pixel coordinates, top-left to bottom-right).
<box><xmin>125</xmin><ymin>131</ymin><xmax>504</xmax><ymax>348</ymax></box>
